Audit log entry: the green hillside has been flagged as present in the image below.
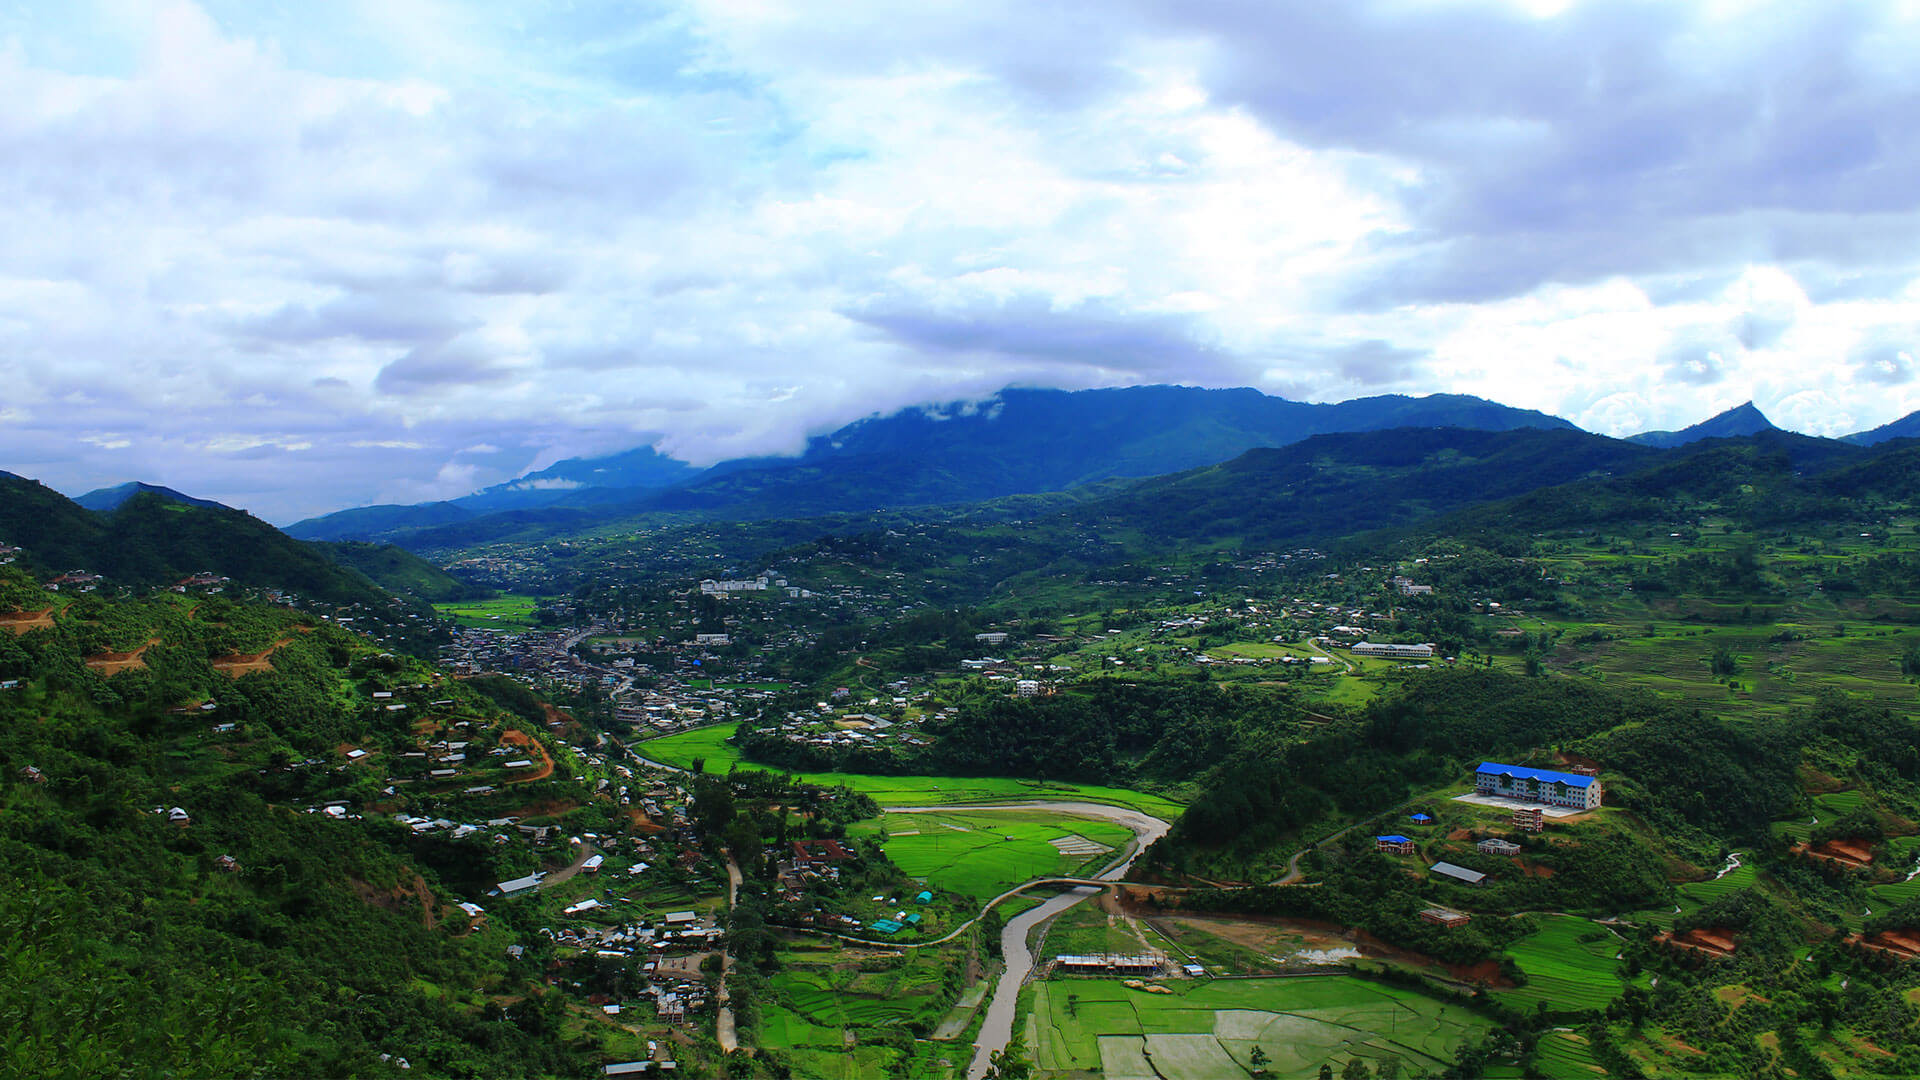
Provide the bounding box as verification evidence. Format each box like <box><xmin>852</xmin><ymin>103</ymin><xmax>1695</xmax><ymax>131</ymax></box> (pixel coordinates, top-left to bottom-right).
<box><xmin>311</xmin><ymin>540</ymin><xmax>491</xmax><ymax>603</ymax></box>
<box><xmin>0</xmin><ymin>566</ymin><xmax>638</xmax><ymax>1076</ymax></box>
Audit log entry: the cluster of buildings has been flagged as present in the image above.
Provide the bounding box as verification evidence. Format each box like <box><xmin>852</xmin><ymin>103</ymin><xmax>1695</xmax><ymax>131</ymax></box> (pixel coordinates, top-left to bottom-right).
<box><xmin>697</xmin><ymin>573</ymin><xmax>814</xmax><ymax>600</ymax></box>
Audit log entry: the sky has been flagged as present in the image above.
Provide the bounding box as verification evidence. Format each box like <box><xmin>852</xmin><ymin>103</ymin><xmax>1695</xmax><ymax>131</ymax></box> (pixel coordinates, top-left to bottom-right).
<box><xmin>3</xmin><ymin>0</ymin><xmax>1920</xmax><ymax>523</ymax></box>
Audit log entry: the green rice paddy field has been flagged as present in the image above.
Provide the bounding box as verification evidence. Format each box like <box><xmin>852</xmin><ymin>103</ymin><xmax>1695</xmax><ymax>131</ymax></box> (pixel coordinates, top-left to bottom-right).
<box><xmin>638</xmin><ymin>723</ymin><xmax>1185</xmax><ymax>819</ymax></box>
<box><xmin>1026</xmin><ymin>976</ymin><xmax>1493</xmax><ymax>1079</ymax></box>
<box><xmin>850</xmin><ymin>809</ymin><xmax>1134</xmax><ymax>898</ymax></box>
<box><xmin>431</xmin><ymin>594</ymin><xmax>544</xmax><ymax>629</ymax></box>
<box><xmin>1490</xmin><ymin>915</ymin><xmax>1626</xmax><ymax>1014</ymax></box>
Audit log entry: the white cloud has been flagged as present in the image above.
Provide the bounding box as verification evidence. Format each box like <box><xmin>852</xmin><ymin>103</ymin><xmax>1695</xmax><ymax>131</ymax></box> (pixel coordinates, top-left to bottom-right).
<box><xmin>0</xmin><ymin>0</ymin><xmax>1918</xmax><ymax>520</ymax></box>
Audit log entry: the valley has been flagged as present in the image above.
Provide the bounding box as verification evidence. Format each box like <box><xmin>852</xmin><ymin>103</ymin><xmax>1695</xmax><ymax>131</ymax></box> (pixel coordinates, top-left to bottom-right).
<box><xmin>14</xmin><ymin>415</ymin><xmax>1920</xmax><ymax>1078</ymax></box>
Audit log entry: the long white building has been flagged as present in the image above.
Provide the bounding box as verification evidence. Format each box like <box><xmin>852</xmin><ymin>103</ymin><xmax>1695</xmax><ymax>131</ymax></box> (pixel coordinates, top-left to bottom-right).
<box><xmin>1473</xmin><ymin>762</ymin><xmax>1603</xmax><ymax>810</ymax></box>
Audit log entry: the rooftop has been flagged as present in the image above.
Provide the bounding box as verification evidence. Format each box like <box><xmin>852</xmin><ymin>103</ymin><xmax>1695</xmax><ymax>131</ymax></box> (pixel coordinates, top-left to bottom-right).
<box><xmin>1475</xmin><ymin>762</ymin><xmax>1596</xmax><ymax>789</ymax></box>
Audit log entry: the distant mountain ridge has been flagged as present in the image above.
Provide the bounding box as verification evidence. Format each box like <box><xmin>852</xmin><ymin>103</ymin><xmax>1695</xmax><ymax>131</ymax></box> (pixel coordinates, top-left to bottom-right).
<box><xmin>1627</xmin><ymin>402</ymin><xmax>1779</xmax><ymax>448</ymax></box>
<box><xmin>0</xmin><ymin>471</ymin><xmax>461</xmax><ymax>609</ymax></box>
<box><xmin>1843</xmin><ymin>409</ymin><xmax>1920</xmax><ymax>446</ymax></box>
<box><xmin>288</xmin><ymin>385</ymin><xmax>1579</xmax><ymax>545</ymax></box>
<box><xmin>75</xmin><ymin>481</ymin><xmax>229</xmax><ymax>513</ymax></box>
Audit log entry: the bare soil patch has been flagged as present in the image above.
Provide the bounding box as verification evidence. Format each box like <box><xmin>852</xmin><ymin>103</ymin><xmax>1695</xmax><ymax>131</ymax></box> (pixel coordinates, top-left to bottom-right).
<box><xmin>211</xmin><ymin>638</ymin><xmax>292</xmax><ymax>678</ymax></box>
<box><xmin>1797</xmin><ymin>839</ymin><xmax>1875</xmax><ymax>868</ymax></box>
<box><xmin>0</xmin><ymin>608</ymin><xmax>55</xmax><ymax>635</ymax></box>
<box><xmin>85</xmin><ymin>638</ymin><xmax>158</xmax><ymax>676</ymax></box>
<box><xmin>1660</xmin><ymin>927</ymin><xmax>1737</xmax><ymax>957</ymax></box>
<box><xmin>1446</xmin><ymin>959</ymin><xmax>1511</xmax><ymax>986</ymax></box>
<box><xmin>1851</xmin><ymin>931</ymin><xmax>1920</xmax><ymax>961</ymax></box>
<box><xmin>501</xmin><ymin>727</ymin><xmax>555</xmax><ymax>782</ymax></box>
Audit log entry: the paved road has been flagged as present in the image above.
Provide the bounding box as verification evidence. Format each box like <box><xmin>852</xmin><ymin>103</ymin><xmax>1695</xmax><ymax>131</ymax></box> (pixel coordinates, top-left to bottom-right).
<box><xmin>537</xmin><ymin>841</ymin><xmax>599</xmax><ymax>891</ymax></box>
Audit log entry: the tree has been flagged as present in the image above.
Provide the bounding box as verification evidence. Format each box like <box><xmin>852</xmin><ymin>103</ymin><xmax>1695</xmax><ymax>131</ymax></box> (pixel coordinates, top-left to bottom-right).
<box><xmin>1343</xmin><ymin>1058</ymin><xmax>1373</xmax><ymax>1080</ymax></box>
<box><xmin>1319</xmin><ymin>1066</ymin><xmax>1334</xmax><ymax>1080</ymax></box>
<box><xmin>1250</xmin><ymin>1045</ymin><xmax>1269</xmax><ymax>1076</ymax></box>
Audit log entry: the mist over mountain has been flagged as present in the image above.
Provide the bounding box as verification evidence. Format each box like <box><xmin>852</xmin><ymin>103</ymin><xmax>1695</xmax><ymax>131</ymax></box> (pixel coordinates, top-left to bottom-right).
<box><xmin>287</xmin><ymin>385</ymin><xmax>1576</xmax><ymax>545</ymax></box>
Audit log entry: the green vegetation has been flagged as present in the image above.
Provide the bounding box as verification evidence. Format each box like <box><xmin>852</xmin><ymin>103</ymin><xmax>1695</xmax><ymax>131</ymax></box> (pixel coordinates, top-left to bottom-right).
<box><xmin>311</xmin><ymin>540</ymin><xmax>492</xmax><ymax>602</ymax></box>
<box><xmin>641</xmin><ymin>723</ymin><xmax>1185</xmax><ymax>819</ymax></box>
<box><xmin>431</xmin><ymin>594</ymin><xmax>545</xmax><ymax>629</ymax></box>
<box><xmin>1490</xmin><ymin>916</ymin><xmax>1627</xmax><ymax>1014</ymax></box>
<box><xmin>850</xmin><ymin>809</ymin><xmax>1132</xmax><ymax>898</ymax></box>
<box><xmin>1026</xmin><ymin>975</ymin><xmax>1496</xmax><ymax>1079</ymax></box>
<box><xmin>0</xmin><ymin>568</ymin><xmax>635</xmax><ymax>1077</ymax></box>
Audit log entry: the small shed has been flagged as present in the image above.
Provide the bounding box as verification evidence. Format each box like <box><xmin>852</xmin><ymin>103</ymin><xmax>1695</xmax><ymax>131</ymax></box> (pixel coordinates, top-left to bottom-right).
<box><xmin>1430</xmin><ymin>861</ymin><xmax>1486</xmax><ymax>886</ymax></box>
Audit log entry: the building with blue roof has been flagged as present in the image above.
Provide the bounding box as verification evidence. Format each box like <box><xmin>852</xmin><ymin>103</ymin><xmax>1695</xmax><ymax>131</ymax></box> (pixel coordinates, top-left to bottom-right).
<box><xmin>1474</xmin><ymin>762</ymin><xmax>1602</xmax><ymax>810</ymax></box>
<box><xmin>1375</xmin><ymin>835</ymin><xmax>1415</xmax><ymax>854</ymax></box>
<box><xmin>871</xmin><ymin>919</ymin><xmax>903</xmax><ymax>935</ymax></box>
<box><xmin>915</xmin><ymin>890</ymin><xmax>933</xmax><ymax>903</ymax></box>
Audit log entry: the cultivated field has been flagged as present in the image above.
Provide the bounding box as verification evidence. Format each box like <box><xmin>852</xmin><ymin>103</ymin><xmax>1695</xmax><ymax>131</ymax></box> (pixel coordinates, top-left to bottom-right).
<box><xmin>850</xmin><ymin>809</ymin><xmax>1132</xmax><ymax>898</ymax></box>
<box><xmin>431</xmin><ymin>594</ymin><xmax>544</xmax><ymax>629</ymax></box>
<box><xmin>638</xmin><ymin>723</ymin><xmax>1186</xmax><ymax>818</ymax></box>
<box><xmin>1025</xmin><ymin>975</ymin><xmax>1493</xmax><ymax>1079</ymax></box>
<box><xmin>1491</xmin><ymin>915</ymin><xmax>1626</xmax><ymax>1014</ymax></box>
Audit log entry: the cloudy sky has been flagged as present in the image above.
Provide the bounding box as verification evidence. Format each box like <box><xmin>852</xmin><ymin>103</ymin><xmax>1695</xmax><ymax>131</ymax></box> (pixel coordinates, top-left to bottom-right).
<box><xmin>3</xmin><ymin>0</ymin><xmax>1919</xmax><ymax>522</ymax></box>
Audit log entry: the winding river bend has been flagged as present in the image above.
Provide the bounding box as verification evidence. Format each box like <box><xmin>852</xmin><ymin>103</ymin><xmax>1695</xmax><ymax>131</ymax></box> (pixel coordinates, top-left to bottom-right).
<box><xmin>883</xmin><ymin>802</ymin><xmax>1171</xmax><ymax>1080</ymax></box>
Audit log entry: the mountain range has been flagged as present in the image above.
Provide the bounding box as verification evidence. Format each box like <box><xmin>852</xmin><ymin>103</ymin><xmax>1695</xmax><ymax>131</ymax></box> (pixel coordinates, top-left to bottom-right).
<box><xmin>286</xmin><ymin>387</ymin><xmax>1920</xmax><ymax>551</ymax></box>
<box><xmin>283</xmin><ymin>385</ymin><xmax>1582</xmax><ymax>546</ymax></box>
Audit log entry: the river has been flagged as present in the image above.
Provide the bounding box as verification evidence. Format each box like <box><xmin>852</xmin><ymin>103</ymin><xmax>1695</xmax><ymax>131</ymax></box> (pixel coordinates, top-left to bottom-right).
<box><xmin>882</xmin><ymin>802</ymin><xmax>1171</xmax><ymax>1080</ymax></box>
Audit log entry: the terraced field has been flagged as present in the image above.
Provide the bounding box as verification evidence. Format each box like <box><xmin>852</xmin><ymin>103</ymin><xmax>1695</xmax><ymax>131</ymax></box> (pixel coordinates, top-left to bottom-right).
<box><xmin>1026</xmin><ymin>976</ymin><xmax>1492</xmax><ymax>1079</ymax></box>
<box><xmin>1533</xmin><ymin>1030</ymin><xmax>1607</xmax><ymax>1076</ymax></box>
<box><xmin>1491</xmin><ymin>915</ymin><xmax>1625</xmax><ymax>1014</ymax></box>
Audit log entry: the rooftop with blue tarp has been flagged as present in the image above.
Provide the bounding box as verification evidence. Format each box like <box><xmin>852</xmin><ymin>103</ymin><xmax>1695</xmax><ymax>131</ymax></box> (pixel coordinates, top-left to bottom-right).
<box><xmin>871</xmin><ymin>919</ymin><xmax>903</xmax><ymax>934</ymax></box>
<box><xmin>1475</xmin><ymin>762</ymin><xmax>1595</xmax><ymax>788</ymax></box>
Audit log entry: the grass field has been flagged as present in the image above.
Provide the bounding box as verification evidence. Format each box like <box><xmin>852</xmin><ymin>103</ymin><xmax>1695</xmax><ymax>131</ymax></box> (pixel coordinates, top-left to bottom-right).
<box><xmin>850</xmin><ymin>809</ymin><xmax>1133</xmax><ymax>898</ymax></box>
<box><xmin>432</xmin><ymin>594</ymin><xmax>544</xmax><ymax>629</ymax></box>
<box><xmin>1026</xmin><ymin>975</ymin><xmax>1492</xmax><ymax>1079</ymax></box>
<box><xmin>1492</xmin><ymin>915</ymin><xmax>1625</xmax><ymax>1014</ymax></box>
<box><xmin>639</xmin><ymin>724</ymin><xmax>1186</xmax><ymax>819</ymax></box>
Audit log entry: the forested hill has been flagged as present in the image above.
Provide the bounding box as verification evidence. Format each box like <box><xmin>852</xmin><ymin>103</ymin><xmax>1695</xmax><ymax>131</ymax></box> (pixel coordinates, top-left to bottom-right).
<box><xmin>1060</xmin><ymin>426</ymin><xmax>1657</xmax><ymax>548</ymax></box>
<box><xmin>0</xmin><ymin>567</ymin><xmax>599</xmax><ymax>1076</ymax></box>
<box><xmin>308</xmin><ymin>540</ymin><xmax>493</xmax><ymax>603</ymax></box>
<box><xmin>1387</xmin><ymin>430</ymin><xmax>1897</xmax><ymax>546</ymax></box>
<box><xmin>0</xmin><ymin>472</ymin><xmax>401</xmax><ymax>609</ymax></box>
